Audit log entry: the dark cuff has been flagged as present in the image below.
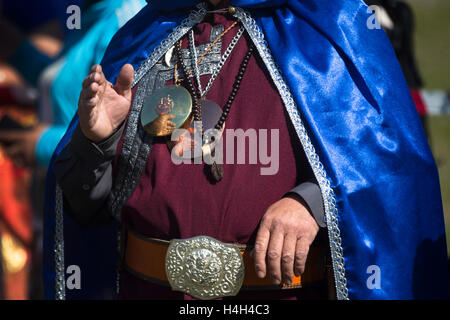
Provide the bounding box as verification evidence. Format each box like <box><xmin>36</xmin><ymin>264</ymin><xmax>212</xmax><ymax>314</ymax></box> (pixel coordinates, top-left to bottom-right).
<box><xmin>69</xmin><ymin>123</ymin><xmax>124</xmax><ymax>162</ymax></box>
<box><xmin>285</xmin><ymin>182</ymin><xmax>326</xmax><ymax>228</ymax></box>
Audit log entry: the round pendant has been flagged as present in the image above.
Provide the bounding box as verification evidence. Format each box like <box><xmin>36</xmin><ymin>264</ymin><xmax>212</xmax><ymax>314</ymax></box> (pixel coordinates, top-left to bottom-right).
<box><xmin>141</xmin><ymin>85</ymin><xmax>192</xmax><ymax>137</ymax></box>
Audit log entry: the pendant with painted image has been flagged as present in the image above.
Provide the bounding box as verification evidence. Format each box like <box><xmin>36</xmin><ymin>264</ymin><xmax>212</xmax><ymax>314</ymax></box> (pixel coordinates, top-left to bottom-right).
<box><xmin>141</xmin><ymin>85</ymin><xmax>192</xmax><ymax>137</ymax></box>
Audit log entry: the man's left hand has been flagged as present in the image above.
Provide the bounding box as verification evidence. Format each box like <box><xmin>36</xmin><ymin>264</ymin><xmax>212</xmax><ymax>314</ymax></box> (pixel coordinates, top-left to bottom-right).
<box><xmin>252</xmin><ymin>197</ymin><xmax>320</xmax><ymax>285</ymax></box>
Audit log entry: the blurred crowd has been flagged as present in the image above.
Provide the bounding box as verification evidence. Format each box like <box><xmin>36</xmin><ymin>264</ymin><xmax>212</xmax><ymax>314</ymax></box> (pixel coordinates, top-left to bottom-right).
<box><xmin>0</xmin><ymin>0</ymin><xmax>447</xmax><ymax>300</ymax></box>
<box><xmin>0</xmin><ymin>0</ymin><xmax>145</xmax><ymax>299</ymax></box>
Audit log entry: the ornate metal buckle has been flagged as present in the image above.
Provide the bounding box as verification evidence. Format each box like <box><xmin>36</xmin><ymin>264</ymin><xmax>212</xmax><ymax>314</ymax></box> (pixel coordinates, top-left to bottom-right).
<box><xmin>165</xmin><ymin>236</ymin><xmax>245</xmax><ymax>300</ymax></box>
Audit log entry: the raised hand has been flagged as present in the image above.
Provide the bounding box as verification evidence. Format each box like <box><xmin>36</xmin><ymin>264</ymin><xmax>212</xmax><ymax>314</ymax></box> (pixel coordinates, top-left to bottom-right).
<box><xmin>78</xmin><ymin>64</ymin><xmax>134</xmax><ymax>143</ymax></box>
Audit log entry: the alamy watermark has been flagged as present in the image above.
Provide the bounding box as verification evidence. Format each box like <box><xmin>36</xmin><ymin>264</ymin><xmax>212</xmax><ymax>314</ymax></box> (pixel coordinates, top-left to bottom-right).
<box><xmin>66</xmin><ymin>265</ymin><xmax>81</xmax><ymax>290</ymax></box>
<box><xmin>367</xmin><ymin>5</ymin><xmax>382</xmax><ymax>30</ymax></box>
<box><xmin>170</xmin><ymin>123</ymin><xmax>280</xmax><ymax>176</ymax></box>
<box><xmin>64</xmin><ymin>264</ymin><xmax>383</xmax><ymax>291</ymax></box>
<box><xmin>366</xmin><ymin>5</ymin><xmax>395</xmax><ymax>31</ymax></box>
<box><xmin>66</xmin><ymin>5</ymin><xmax>81</xmax><ymax>30</ymax></box>
<box><xmin>66</xmin><ymin>4</ymin><xmax>388</xmax><ymax>33</ymax></box>
<box><xmin>366</xmin><ymin>265</ymin><xmax>381</xmax><ymax>290</ymax></box>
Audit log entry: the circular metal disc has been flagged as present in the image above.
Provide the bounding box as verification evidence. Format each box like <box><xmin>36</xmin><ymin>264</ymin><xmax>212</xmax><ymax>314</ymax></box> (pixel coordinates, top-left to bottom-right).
<box><xmin>141</xmin><ymin>85</ymin><xmax>192</xmax><ymax>136</ymax></box>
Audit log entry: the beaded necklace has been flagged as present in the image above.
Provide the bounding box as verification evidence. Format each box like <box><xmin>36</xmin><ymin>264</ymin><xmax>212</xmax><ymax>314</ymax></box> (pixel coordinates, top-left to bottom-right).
<box><xmin>174</xmin><ymin>27</ymin><xmax>254</xmax><ymax>182</ymax></box>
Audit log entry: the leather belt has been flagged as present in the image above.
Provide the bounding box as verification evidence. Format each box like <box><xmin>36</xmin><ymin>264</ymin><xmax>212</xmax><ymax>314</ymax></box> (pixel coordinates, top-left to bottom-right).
<box><xmin>122</xmin><ymin>227</ymin><xmax>327</xmax><ymax>299</ymax></box>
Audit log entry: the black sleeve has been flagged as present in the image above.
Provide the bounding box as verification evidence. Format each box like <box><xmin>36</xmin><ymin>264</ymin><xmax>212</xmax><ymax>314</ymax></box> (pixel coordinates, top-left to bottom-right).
<box><xmin>54</xmin><ymin>124</ymin><xmax>124</xmax><ymax>226</ymax></box>
<box><xmin>284</xmin><ymin>181</ymin><xmax>326</xmax><ymax>228</ymax></box>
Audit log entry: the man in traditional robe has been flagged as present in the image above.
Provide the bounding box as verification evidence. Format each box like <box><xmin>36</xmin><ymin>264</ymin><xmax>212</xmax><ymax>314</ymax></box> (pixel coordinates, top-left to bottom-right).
<box><xmin>45</xmin><ymin>0</ymin><xmax>449</xmax><ymax>300</ymax></box>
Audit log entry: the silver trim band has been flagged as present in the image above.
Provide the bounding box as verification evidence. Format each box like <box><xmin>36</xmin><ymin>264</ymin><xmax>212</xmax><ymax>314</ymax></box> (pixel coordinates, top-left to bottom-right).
<box><xmin>233</xmin><ymin>7</ymin><xmax>349</xmax><ymax>300</ymax></box>
<box><xmin>55</xmin><ymin>184</ymin><xmax>66</xmax><ymax>300</ymax></box>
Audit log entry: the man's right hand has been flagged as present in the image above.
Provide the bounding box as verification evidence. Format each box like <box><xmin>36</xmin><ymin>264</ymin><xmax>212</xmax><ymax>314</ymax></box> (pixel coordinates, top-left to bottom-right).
<box><xmin>78</xmin><ymin>64</ymin><xmax>134</xmax><ymax>143</ymax></box>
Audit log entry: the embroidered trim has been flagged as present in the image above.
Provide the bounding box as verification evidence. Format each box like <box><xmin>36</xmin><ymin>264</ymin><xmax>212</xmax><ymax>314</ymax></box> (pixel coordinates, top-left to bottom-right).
<box><xmin>55</xmin><ymin>185</ymin><xmax>66</xmax><ymax>300</ymax></box>
<box><xmin>158</xmin><ymin>52</ymin><xmax>222</xmax><ymax>82</ymax></box>
<box><xmin>233</xmin><ymin>8</ymin><xmax>349</xmax><ymax>300</ymax></box>
<box><xmin>132</xmin><ymin>3</ymin><xmax>207</xmax><ymax>87</ymax></box>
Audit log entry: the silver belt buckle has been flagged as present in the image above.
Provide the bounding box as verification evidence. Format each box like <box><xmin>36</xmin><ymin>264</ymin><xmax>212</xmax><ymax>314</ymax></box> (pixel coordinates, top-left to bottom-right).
<box><xmin>165</xmin><ymin>236</ymin><xmax>245</xmax><ymax>300</ymax></box>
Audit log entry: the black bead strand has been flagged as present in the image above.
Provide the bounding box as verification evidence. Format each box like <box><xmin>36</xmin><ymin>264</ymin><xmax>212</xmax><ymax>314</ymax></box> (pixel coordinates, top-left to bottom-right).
<box><xmin>214</xmin><ymin>44</ymin><xmax>254</xmax><ymax>130</ymax></box>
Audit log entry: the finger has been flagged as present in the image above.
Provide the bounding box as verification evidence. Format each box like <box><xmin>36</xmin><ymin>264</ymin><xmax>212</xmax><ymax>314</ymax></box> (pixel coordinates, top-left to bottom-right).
<box><xmin>84</xmin><ymin>96</ymin><xmax>99</xmax><ymax>109</ymax></box>
<box><xmin>253</xmin><ymin>223</ymin><xmax>270</xmax><ymax>279</ymax></box>
<box><xmin>82</xmin><ymin>76</ymin><xmax>90</xmax><ymax>90</ymax></box>
<box><xmin>266</xmin><ymin>228</ymin><xmax>284</xmax><ymax>285</ymax></box>
<box><xmin>294</xmin><ymin>238</ymin><xmax>312</xmax><ymax>276</ymax></box>
<box><xmin>161</xmin><ymin>114</ymin><xmax>175</xmax><ymax>121</ymax></box>
<box><xmin>81</xmin><ymin>82</ymin><xmax>100</xmax><ymax>101</ymax></box>
<box><xmin>82</xmin><ymin>73</ymin><xmax>94</xmax><ymax>90</ymax></box>
<box><xmin>281</xmin><ymin>233</ymin><xmax>297</xmax><ymax>284</ymax></box>
<box><xmin>90</xmin><ymin>64</ymin><xmax>102</xmax><ymax>73</ymax></box>
<box><xmin>82</xmin><ymin>68</ymin><xmax>102</xmax><ymax>89</ymax></box>
<box><xmin>86</xmin><ymin>67</ymin><xmax>107</xmax><ymax>93</ymax></box>
<box><xmin>167</xmin><ymin>121</ymin><xmax>176</xmax><ymax>128</ymax></box>
<box><xmin>115</xmin><ymin>64</ymin><xmax>134</xmax><ymax>97</ymax></box>
<box><xmin>80</xmin><ymin>79</ymin><xmax>96</xmax><ymax>100</ymax></box>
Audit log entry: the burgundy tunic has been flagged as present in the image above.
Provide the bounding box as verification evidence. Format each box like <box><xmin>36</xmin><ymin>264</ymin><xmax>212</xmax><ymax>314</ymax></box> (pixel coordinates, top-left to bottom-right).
<box><xmin>117</xmin><ymin>1</ymin><xmax>315</xmax><ymax>299</ymax></box>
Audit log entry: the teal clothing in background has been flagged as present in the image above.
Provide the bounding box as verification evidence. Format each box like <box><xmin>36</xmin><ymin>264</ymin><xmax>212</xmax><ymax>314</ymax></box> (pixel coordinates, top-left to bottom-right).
<box><xmin>35</xmin><ymin>0</ymin><xmax>146</xmax><ymax>168</ymax></box>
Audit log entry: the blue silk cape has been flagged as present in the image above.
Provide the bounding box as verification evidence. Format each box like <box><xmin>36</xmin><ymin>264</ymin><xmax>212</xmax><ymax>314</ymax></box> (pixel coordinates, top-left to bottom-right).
<box><xmin>43</xmin><ymin>0</ymin><xmax>449</xmax><ymax>299</ymax></box>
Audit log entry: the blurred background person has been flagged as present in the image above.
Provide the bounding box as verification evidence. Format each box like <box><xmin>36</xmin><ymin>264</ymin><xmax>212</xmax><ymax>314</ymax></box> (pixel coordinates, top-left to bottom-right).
<box><xmin>0</xmin><ymin>0</ymin><xmax>145</xmax><ymax>169</ymax></box>
<box><xmin>0</xmin><ymin>63</ymin><xmax>35</xmax><ymax>300</ymax></box>
<box><xmin>0</xmin><ymin>0</ymin><xmax>71</xmax><ymax>299</ymax></box>
<box><xmin>365</xmin><ymin>0</ymin><xmax>430</xmax><ymax>139</ymax></box>
<box><xmin>366</xmin><ymin>0</ymin><xmax>450</xmax><ymax>290</ymax></box>
<box><xmin>0</xmin><ymin>0</ymin><xmax>145</xmax><ymax>299</ymax></box>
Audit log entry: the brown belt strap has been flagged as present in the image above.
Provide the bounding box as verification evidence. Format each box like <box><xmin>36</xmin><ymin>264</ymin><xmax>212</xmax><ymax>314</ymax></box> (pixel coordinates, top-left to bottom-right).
<box><xmin>123</xmin><ymin>228</ymin><xmax>327</xmax><ymax>290</ymax></box>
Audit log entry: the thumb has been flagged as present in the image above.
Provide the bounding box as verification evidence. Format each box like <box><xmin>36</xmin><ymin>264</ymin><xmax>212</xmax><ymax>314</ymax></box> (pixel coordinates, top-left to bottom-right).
<box><xmin>115</xmin><ymin>64</ymin><xmax>134</xmax><ymax>97</ymax></box>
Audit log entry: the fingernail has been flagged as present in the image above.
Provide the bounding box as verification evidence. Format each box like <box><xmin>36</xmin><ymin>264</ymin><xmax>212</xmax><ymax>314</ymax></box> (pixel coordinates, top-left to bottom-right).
<box><xmin>257</xmin><ymin>271</ymin><xmax>265</xmax><ymax>278</ymax></box>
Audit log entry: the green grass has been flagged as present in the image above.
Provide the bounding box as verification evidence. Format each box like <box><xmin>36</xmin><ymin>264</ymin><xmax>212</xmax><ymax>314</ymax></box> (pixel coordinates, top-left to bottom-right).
<box><xmin>408</xmin><ymin>0</ymin><xmax>450</xmax><ymax>89</ymax></box>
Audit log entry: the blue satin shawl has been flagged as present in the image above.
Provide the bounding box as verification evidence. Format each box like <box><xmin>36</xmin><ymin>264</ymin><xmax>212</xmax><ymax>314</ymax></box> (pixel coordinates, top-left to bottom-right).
<box><xmin>44</xmin><ymin>0</ymin><xmax>449</xmax><ymax>299</ymax></box>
